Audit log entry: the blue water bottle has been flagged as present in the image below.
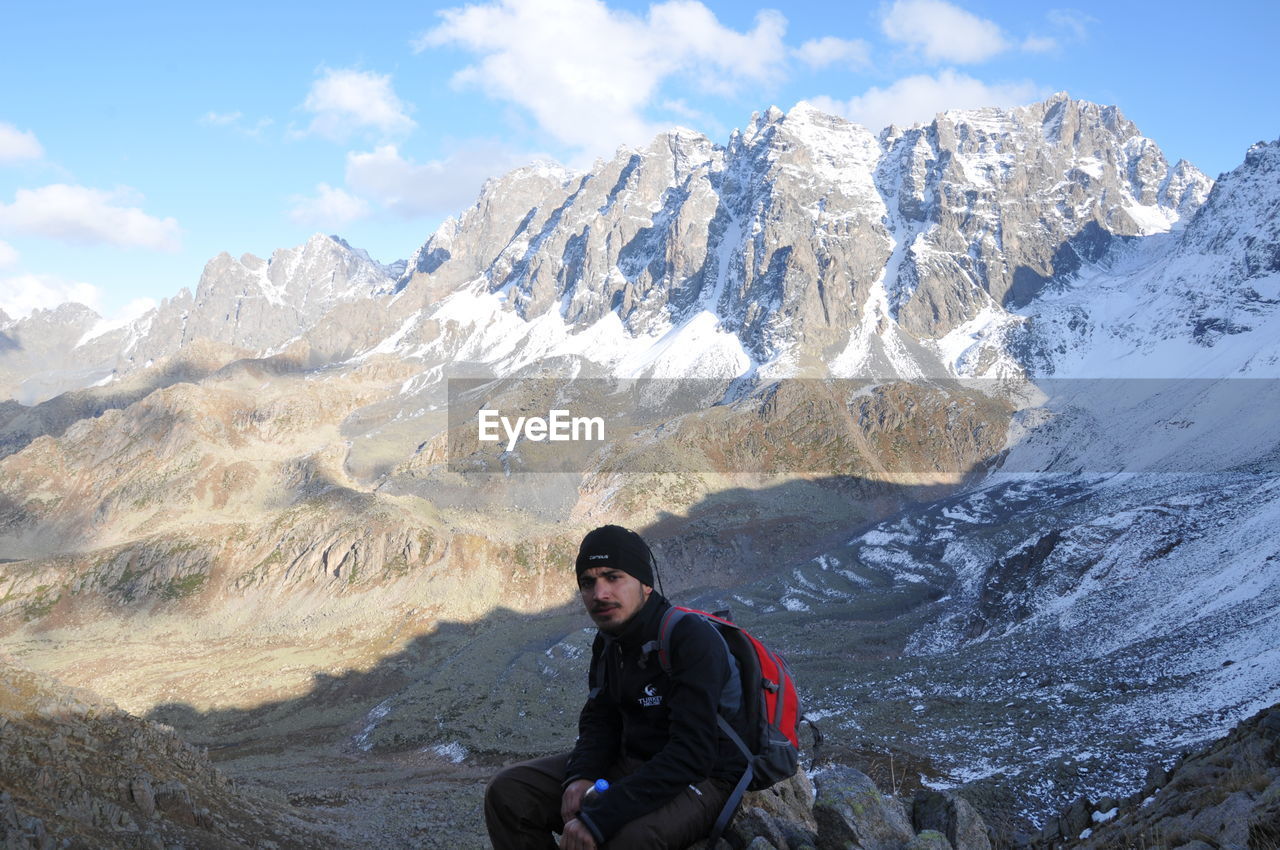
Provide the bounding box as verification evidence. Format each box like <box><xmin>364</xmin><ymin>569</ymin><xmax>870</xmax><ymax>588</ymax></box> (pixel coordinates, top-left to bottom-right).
<box><xmin>583</xmin><ymin>778</ymin><xmax>609</xmax><ymax>802</ymax></box>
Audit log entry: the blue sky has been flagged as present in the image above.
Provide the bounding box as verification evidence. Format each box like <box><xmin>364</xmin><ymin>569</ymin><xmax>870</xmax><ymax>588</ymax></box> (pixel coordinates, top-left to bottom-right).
<box><xmin>1</xmin><ymin>0</ymin><xmax>1277</xmax><ymax>321</ymax></box>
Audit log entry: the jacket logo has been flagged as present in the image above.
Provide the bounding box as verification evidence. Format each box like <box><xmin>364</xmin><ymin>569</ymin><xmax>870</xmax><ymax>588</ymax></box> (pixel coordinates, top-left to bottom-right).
<box><xmin>638</xmin><ymin>683</ymin><xmax>662</xmax><ymax>707</ymax></box>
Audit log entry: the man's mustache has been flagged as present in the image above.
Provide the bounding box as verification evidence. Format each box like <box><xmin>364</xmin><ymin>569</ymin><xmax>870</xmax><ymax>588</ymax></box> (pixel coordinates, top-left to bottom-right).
<box><xmin>591</xmin><ymin>603</ymin><xmax>619</xmax><ymax>614</ymax></box>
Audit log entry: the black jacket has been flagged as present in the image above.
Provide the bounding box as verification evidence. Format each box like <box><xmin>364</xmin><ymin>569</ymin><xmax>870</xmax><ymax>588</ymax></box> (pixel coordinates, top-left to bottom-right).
<box><xmin>565</xmin><ymin>592</ymin><xmax>747</xmax><ymax>843</ymax></box>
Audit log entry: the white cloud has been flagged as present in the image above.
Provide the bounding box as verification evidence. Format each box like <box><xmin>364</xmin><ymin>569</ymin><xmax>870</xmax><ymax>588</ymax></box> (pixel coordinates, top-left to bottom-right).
<box><xmin>795</xmin><ymin>36</ymin><xmax>871</xmax><ymax>71</ymax></box>
<box><xmin>416</xmin><ymin>0</ymin><xmax>788</xmax><ymax>159</ymax></box>
<box><xmin>881</xmin><ymin>0</ymin><xmax>1008</xmax><ymax>64</ymax></box>
<box><xmin>0</xmin><ymin>273</ymin><xmax>101</xmax><ymax>319</ymax></box>
<box><xmin>1019</xmin><ymin>11</ymin><xmax>1094</xmax><ymax>57</ymax></box>
<box><xmin>345</xmin><ymin>143</ymin><xmax>536</xmax><ymax>219</ymax></box>
<box><xmin>0</xmin><ymin>240</ymin><xmax>16</xmax><ymax>268</ymax></box>
<box><xmin>200</xmin><ymin>111</ymin><xmax>243</xmax><ymax>127</ymax></box>
<box><xmin>1021</xmin><ymin>35</ymin><xmax>1058</xmax><ymax>53</ymax></box>
<box><xmin>302</xmin><ymin>68</ymin><xmax>416</xmax><ymax>141</ymax></box>
<box><xmin>812</xmin><ymin>69</ymin><xmax>1040</xmax><ymax>132</ymax></box>
<box><xmin>201</xmin><ymin>111</ymin><xmax>274</xmax><ymax>137</ymax></box>
<box><xmin>288</xmin><ymin>183</ymin><xmax>372</xmax><ymax>227</ymax></box>
<box><xmin>1048</xmin><ymin>9</ymin><xmax>1094</xmax><ymax>41</ymax></box>
<box><xmin>0</xmin><ymin>184</ymin><xmax>181</xmax><ymax>251</ymax></box>
<box><xmin>0</xmin><ymin>123</ymin><xmax>44</xmax><ymax>164</ymax></box>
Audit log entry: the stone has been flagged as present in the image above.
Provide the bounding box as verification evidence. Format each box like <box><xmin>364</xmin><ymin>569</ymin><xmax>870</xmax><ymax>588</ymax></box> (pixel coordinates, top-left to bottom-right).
<box><xmin>729</xmin><ymin>806</ymin><xmax>790</xmax><ymax>850</ymax></box>
<box><xmin>1094</xmin><ymin>796</ymin><xmax>1119</xmax><ymax>815</ymax></box>
<box><xmin>153</xmin><ymin>780</ymin><xmax>197</xmax><ymax>827</ymax></box>
<box><xmin>691</xmin><ymin>771</ymin><xmax>818</xmax><ymax>850</ymax></box>
<box><xmin>0</xmin><ymin>792</ymin><xmax>20</xmax><ymax>831</ymax></box>
<box><xmin>1142</xmin><ymin>763</ymin><xmax>1170</xmax><ymax>796</ymax></box>
<box><xmin>912</xmin><ymin>789</ymin><xmax>991</xmax><ymax>850</ymax></box>
<box><xmin>904</xmin><ymin>831</ymin><xmax>953</xmax><ymax>850</ymax></box>
<box><xmin>1249</xmin><ymin>789</ymin><xmax>1280</xmax><ymax>847</ymax></box>
<box><xmin>746</xmin><ymin>838</ymin><xmax>780</xmax><ymax>850</ymax></box>
<box><xmin>1185</xmin><ymin>789</ymin><xmax>1253</xmax><ymax>848</ymax></box>
<box><xmin>129</xmin><ymin>776</ymin><xmax>157</xmax><ymax>819</ymax></box>
<box><xmin>1060</xmin><ymin>796</ymin><xmax>1092</xmax><ymax>839</ymax></box>
<box><xmin>812</xmin><ymin>766</ymin><xmax>914</xmax><ymax>850</ymax></box>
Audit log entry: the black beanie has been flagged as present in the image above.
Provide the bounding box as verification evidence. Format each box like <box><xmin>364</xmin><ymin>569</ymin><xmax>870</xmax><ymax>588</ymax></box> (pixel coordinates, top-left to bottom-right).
<box><xmin>575</xmin><ymin>525</ymin><xmax>655</xmax><ymax>587</ymax></box>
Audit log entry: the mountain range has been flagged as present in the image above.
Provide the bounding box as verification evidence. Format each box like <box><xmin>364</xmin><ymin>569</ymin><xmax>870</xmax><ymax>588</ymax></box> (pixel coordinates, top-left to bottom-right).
<box><xmin>1</xmin><ymin>93</ymin><xmax>1277</xmax><ymax>846</ymax></box>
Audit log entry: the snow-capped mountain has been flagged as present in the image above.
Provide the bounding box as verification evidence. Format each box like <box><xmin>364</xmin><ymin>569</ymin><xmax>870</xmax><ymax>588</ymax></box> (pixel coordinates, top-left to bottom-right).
<box><xmin>0</xmin><ymin>94</ymin><xmax>1218</xmax><ymax>402</ymax></box>
<box><xmin>366</xmin><ymin>93</ymin><xmax>1211</xmax><ymax>386</ymax></box>
<box><xmin>0</xmin><ymin>234</ymin><xmax>402</xmax><ymax>404</ymax></box>
<box><xmin>1009</xmin><ymin>137</ymin><xmax>1280</xmax><ymax>379</ymax></box>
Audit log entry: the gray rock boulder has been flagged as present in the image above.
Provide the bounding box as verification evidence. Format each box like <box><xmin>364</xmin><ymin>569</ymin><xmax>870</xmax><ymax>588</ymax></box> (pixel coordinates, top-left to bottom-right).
<box><xmin>911</xmin><ymin>789</ymin><xmax>991</xmax><ymax>850</ymax></box>
<box><xmin>128</xmin><ymin>775</ymin><xmax>156</xmax><ymax>819</ymax></box>
<box><xmin>812</xmin><ymin>766</ymin><xmax>915</xmax><ymax>850</ymax></box>
<box><xmin>692</xmin><ymin>770</ymin><xmax>817</xmax><ymax>849</ymax></box>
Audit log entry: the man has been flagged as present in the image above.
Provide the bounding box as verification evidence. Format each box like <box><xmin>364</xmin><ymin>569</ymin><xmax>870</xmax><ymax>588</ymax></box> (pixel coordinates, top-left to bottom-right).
<box><xmin>484</xmin><ymin>524</ymin><xmax>747</xmax><ymax>849</ymax></box>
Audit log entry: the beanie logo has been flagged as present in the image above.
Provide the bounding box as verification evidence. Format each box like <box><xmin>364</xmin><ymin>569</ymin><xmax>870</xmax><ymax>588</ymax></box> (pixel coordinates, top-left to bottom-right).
<box><xmin>588</xmin><ymin>554</ymin><xmax>610</xmax><ymax>560</ymax></box>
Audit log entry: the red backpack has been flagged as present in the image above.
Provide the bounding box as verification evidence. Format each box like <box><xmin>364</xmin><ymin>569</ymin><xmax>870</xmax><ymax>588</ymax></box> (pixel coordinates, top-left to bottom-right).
<box><xmin>655</xmin><ymin>607</ymin><xmax>819</xmax><ymax>842</ymax></box>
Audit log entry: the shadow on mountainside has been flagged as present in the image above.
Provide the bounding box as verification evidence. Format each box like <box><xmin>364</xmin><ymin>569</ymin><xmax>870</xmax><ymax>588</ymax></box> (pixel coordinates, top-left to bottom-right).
<box><xmin>0</xmin><ymin>348</ymin><xmax>325</xmax><ymax>460</ymax></box>
<box><xmin>139</xmin><ymin>471</ymin><xmax>953</xmax><ymax>745</ymax></box>
<box><xmin>110</xmin><ymin>472</ymin><xmax>979</xmax><ymax>846</ymax></box>
<box><xmin>0</xmin><ymin>348</ymin><xmax>335</xmax><ymax>465</ymax></box>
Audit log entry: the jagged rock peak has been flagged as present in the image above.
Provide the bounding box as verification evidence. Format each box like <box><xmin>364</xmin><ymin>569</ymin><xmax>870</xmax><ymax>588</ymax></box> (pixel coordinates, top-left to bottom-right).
<box><xmin>1178</xmin><ymin>135</ymin><xmax>1280</xmax><ymax>273</ymax></box>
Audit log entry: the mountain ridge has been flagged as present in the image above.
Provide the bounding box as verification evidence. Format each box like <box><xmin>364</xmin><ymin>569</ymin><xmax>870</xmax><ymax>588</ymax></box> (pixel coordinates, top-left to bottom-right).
<box><xmin>1</xmin><ymin>93</ymin><xmax>1218</xmax><ymax>405</ymax></box>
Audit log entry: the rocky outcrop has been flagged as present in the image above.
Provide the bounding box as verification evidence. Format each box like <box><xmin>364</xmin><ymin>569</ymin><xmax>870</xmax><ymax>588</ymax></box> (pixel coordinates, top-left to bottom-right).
<box><xmin>690</xmin><ymin>766</ymin><xmax>998</xmax><ymax>850</ymax></box>
<box><xmin>912</xmin><ymin>789</ymin><xmax>992</xmax><ymax>850</ymax></box>
<box><xmin>0</xmin><ymin>657</ymin><xmax>330</xmax><ymax>848</ymax></box>
<box><xmin>1068</xmin><ymin>702</ymin><xmax>1280</xmax><ymax>849</ymax></box>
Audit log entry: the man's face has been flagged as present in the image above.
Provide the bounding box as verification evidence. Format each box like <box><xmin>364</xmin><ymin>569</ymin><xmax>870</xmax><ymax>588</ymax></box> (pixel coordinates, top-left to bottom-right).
<box><xmin>578</xmin><ymin>566</ymin><xmax>652</xmax><ymax>634</ymax></box>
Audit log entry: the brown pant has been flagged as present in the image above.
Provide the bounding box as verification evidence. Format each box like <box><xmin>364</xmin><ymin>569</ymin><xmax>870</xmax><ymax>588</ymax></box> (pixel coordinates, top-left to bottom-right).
<box><xmin>483</xmin><ymin>752</ymin><xmax>732</xmax><ymax>850</ymax></box>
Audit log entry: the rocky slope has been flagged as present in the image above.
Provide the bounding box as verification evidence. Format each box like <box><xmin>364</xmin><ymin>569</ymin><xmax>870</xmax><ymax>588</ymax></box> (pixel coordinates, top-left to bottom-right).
<box><xmin>0</xmin><ymin>655</ymin><xmax>332</xmax><ymax>848</ymax></box>
<box><xmin>1075</xmin><ymin>702</ymin><xmax>1280</xmax><ymax>849</ymax></box>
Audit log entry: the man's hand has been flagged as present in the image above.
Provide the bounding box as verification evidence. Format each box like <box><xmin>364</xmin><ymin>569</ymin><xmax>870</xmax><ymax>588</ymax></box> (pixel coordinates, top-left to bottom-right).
<box><xmin>561</xmin><ymin>817</ymin><xmax>599</xmax><ymax>850</ymax></box>
<box><xmin>560</xmin><ymin>779</ymin><xmax>593</xmax><ymax>824</ymax></box>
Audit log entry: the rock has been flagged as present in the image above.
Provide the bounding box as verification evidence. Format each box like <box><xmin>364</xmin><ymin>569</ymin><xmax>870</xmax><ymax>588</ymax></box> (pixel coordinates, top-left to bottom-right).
<box><xmin>904</xmin><ymin>831</ymin><xmax>953</xmax><ymax>850</ymax></box>
<box><xmin>1060</xmin><ymin>795</ymin><xmax>1092</xmax><ymax>839</ymax></box>
<box><xmin>812</xmin><ymin>766</ymin><xmax>914</xmax><ymax>850</ymax></box>
<box><xmin>1076</xmin><ymin>704</ymin><xmax>1280</xmax><ymax>849</ymax></box>
<box><xmin>1142</xmin><ymin>763</ymin><xmax>1170</xmax><ymax>796</ymax></box>
<box><xmin>746</xmin><ymin>838</ymin><xmax>780</xmax><ymax>850</ymax></box>
<box><xmin>1250</xmin><ymin>788</ymin><xmax>1280</xmax><ymax>847</ymax></box>
<box><xmin>129</xmin><ymin>775</ymin><xmax>157</xmax><ymax>819</ymax></box>
<box><xmin>153</xmin><ymin>780</ymin><xmax>197</xmax><ymax>827</ymax></box>
<box><xmin>729</xmin><ymin>806</ymin><xmax>790</xmax><ymax>850</ymax></box>
<box><xmin>1185</xmin><ymin>789</ymin><xmax>1253</xmax><ymax>848</ymax></box>
<box><xmin>0</xmin><ymin>791</ymin><xmax>20</xmax><ymax>831</ymax></box>
<box><xmin>692</xmin><ymin>771</ymin><xmax>818</xmax><ymax>849</ymax></box>
<box><xmin>911</xmin><ymin>789</ymin><xmax>991</xmax><ymax>850</ymax></box>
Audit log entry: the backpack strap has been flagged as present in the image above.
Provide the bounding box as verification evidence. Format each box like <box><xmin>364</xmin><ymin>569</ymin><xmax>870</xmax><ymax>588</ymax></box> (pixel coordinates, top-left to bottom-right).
<box><xmin>656</xmin><ymin>606</ymin><xmax>753</xmax><ymax>848</ymax></box>
<box><xmin>709</xmin><ymin>714</ymin><xmax>753</xmax><ymax>846</ymax></box>
<box><xmin>655</xmin><ymin>606</ymin><xmax>688</xmax><ymax>672</ymax></box>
